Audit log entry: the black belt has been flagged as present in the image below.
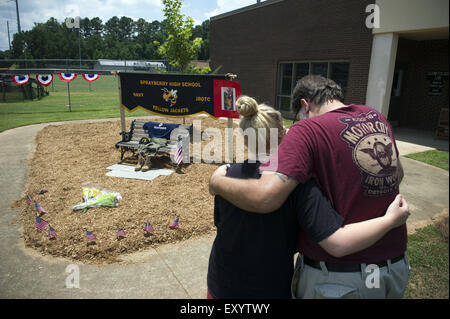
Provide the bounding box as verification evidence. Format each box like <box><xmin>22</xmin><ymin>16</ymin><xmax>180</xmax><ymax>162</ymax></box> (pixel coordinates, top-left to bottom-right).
<box><xmin>303</xmin><ymin>254</ymin><xmax>405</xmax><ymax>273</ymax></box>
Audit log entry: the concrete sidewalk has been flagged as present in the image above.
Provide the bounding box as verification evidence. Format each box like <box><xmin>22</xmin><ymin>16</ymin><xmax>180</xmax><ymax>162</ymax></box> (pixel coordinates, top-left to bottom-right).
<box><xmin>0</xmin><ymin>120</ymin><xmax>448</xmax><ymax>298</ymax></box>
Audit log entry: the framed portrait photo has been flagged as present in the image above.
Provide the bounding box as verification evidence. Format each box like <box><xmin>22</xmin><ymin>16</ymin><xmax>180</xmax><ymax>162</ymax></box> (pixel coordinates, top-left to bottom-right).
<box><xmin>221</xmin><ymin>87</ymin><xmax>236</xmax><ymax>111</ymax></box>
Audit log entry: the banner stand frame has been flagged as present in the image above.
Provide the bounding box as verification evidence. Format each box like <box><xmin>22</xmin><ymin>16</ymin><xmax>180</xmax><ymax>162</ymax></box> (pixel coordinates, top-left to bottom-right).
<box><xmin>117</xmin><ymin>74</ymin><xmax>126</xmax><ymax>133</ymax></box>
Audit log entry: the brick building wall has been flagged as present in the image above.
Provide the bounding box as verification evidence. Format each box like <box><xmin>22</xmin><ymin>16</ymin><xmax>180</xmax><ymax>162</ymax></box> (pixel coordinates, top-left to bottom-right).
<box><xmin>395</xmin><ymin>38</ymin><xmax>449</xmax><ymax>131</ymax></box>
<box><xmin>210</xmin><ymin>0</ymin><xmax>374</xmax><ymax>112</ymax></box>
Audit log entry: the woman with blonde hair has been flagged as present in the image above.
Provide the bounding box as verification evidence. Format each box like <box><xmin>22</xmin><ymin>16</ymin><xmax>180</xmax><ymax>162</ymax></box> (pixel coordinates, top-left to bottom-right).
<box><xmin>237</xmin><ymin>95</ymin><xmax>286</xmax><ymax>145</ymax></box>
<box><xmin>206</xmin><ymin>96</ymin><xmax>409</xmax><ymax>299</ymax></box>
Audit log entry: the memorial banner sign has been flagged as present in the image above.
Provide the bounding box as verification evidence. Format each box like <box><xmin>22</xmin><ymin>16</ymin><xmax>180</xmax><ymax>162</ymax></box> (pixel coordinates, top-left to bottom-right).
<box><xmin>119</xmin><ymin>73</ymin><xmax>241</xmax><ymax>118</ymax></box>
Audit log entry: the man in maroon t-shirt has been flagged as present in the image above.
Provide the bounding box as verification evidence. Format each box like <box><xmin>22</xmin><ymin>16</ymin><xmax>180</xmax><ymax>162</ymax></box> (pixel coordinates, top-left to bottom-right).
<box><xmin>209</xmin><ymin>75</ymin><xmax>410</xmax><ymax>298</ymax></box>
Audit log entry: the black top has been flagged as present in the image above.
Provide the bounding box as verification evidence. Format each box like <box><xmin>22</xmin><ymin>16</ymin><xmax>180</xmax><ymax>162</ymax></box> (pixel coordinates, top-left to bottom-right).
<box><xmin>207</xmin><ymin>160</ymin><xmax>344</xmax><ymax>299</ymax></box>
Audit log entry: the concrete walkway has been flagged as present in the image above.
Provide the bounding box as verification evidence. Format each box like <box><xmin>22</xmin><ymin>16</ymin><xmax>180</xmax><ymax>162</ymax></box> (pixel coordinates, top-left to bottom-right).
<box><xmin>0</xmin><ymin>119</ymin><xmax>448</xmax><ymax>298</ymax></box>
<box><xmin>393</xmin><ymin>127</ymin><xmax>449</xmax><ymax>231</ymax></box>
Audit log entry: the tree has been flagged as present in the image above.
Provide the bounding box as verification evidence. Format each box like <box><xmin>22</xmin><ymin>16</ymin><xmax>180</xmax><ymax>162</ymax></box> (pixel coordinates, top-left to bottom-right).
<box><xmin>191</xmin><ymin>20</ymin><xmax>210</xmax><ymax>60</ymax></box>
<box><xmin>104</xmin><ymin>16</ymin><xmax>120</xmax><ymax>41</ymax></box>
<box><xmin>90</xmin><ymin>17</ymin><xmax>103</xmax><ymax>36</ymax></box>
<box><xmin>118</xmin><ymin>16</ymin><xmax>135</xmax><ymax>40</ymax></box>
<box><xmin>154</xmin><ymin>0</ymin><xmax>205</xmax><ymax>73</ymax></box>
<box><xmin>3</xmin><ymin>13</ymin><xmax>211</xmax><ymax>63</ymax></box>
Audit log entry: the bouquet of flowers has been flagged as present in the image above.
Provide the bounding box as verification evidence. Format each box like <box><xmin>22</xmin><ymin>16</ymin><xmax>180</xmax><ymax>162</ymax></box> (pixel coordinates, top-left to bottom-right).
<box><xmin>72</xmin><ymin>182</ymin><xmax>122</xmax><ymax>213</ymax></box>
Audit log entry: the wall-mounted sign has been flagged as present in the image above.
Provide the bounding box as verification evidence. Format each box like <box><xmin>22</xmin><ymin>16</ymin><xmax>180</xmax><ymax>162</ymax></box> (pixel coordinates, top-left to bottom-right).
<box><xmin>427</xmin><ymin>72</ymin><xmax>449</xmax><ymax>96</ymax></box>
<box><xmin>119</xmin><ymin>73</ymin><xmax>241</xmax><ymax>118</ymax></box>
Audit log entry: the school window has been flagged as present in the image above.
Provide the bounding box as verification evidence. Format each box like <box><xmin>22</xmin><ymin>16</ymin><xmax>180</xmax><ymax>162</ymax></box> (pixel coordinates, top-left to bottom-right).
<box><xmin>276</xmin><ymin>61</ymin><xmax>350</xmax><ymax>112</ymax></box>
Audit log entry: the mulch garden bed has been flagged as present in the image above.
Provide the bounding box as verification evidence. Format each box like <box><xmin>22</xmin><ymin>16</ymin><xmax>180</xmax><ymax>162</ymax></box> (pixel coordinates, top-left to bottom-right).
<box><xmin>15</xmin><ymin>116</ymin><xmax>240</xmax><ymax>264</ymax></box>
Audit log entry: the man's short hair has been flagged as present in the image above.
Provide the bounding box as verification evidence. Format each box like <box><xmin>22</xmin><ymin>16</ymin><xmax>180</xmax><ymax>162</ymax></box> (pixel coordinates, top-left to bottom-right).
<box><xmin>291</xmin><ymin>75</ymin><xmax>344</xmax><ymax>114</ymax></box>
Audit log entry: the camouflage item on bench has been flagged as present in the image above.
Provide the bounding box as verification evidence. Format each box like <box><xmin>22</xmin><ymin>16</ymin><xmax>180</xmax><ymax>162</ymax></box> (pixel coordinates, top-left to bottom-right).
<box><xmin>137</xmin><ymin>138</ymin><xmax>168</xmax><ymax>157</ymax></box>
<box><xmin>135</xmin><ymin>137</ymin><xmax>169</xmax><ymax>172</ymax></box>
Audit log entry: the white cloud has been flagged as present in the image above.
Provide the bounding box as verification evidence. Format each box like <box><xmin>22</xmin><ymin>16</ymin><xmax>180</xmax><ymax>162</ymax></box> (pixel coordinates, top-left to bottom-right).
<box><xmin>0</xmin><ymin>0</ymin><xmax>164</xmax><ymax>50</ymax></box>
<box><xmin>4</xmin><ymin>0</ymin><xmax>164</xmax><ymax>30</ymax></box>
<box><xmin>204</xmin><ymin>0</ymin><xmax>262</xmax><ymax>19</ymax></box>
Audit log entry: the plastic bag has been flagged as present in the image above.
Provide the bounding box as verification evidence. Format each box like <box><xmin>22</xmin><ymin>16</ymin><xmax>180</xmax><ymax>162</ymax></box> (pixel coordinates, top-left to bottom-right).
<box><xmin>72</xmin><ymin>182</ymin><xmax>122</xmax><ymax>211</ymax></box>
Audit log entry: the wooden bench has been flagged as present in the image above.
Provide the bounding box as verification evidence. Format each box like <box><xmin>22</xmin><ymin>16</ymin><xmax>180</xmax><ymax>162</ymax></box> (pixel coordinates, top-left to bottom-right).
<box><xmin>115</xmin><ymin>120</ymin><xmax>192</xmax><ymax>161</ymax></box>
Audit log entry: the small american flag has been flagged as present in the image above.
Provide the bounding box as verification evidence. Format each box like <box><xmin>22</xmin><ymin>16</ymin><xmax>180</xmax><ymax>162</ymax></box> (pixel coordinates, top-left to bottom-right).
<box><xmin>143</xmin><ymin>222</ymin><xmax>154</xmax><ymax>233</ymax></box>
<box><xmin>86</xmin><ymin>231</ymin><xmax>96</xmax><ymax>241</ymax></box>
<box><xmin>34</xmin><ymin>202</ymin><xmax>46</xmax><ymax>214</ymax></box>
<box><xmin>35</xmin><ymin>216</ymin><xmax>48</xmax><ymax>231</ymax></box>
<box><xmin>26</xmin><ymin>195</ymin><xmax>32</xmax><ymax>205</ymax></box>
<box><xmin>174</xmin><ymin>137</ymin><xmax>183</xmax><ymax>166</ymax></box>
<box><xmin>169</xmin><ymin>217</ymin><xmax>179</xmax><ymax>229</ymax></box>
<box><xmin>117</xmin><ymin>228</ymin><xmax>126</xmax><ymax>240</ymax></box>
<box><xmin>37</xmin><ymin>189</ymin><xmax>48</xmax><ymax>195</ymax></box>
<box><xmin>48</xmin><ymin>226</ymin><xmax>57</xmax><ymax>238</ymax></box>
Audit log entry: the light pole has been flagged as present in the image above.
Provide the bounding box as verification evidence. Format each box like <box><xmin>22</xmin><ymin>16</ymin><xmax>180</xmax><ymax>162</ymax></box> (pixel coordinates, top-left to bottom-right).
<box><xmin>15</xmin><ymin>0</ymin><xmax>21</xmax><ymax>33</ymax></box>
<box><xmin>78</xmin><ymin>27</ymin><xmax>81</xmax><ymax>68</ymax></box>
<box><xmin>7</xmin><ymin>21</ymin><xmax>11</xmax><ymax>50</ymax></box>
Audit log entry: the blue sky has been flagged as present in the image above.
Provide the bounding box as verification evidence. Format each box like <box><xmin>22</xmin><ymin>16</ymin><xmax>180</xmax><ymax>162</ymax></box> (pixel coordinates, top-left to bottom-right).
<box><xmin>0</xmin><ymin>0</ymin><xmax>265</xmax><ymax>51</ymax></box>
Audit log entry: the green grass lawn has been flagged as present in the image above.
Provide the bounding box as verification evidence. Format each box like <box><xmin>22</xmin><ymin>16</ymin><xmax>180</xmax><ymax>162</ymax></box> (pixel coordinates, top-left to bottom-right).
<box><xmin>403</xmin><ymin>149</ymin><xmax>449</xmax><ymax>298</ymax></box>
<box><xmin>404</xmin><ymin>217</ymin><xmax>449</xmax><ymax>299</ymax></box>
<box><xmin>48</xmin><ymin>73</ymin><xmax>119</xmax><ymax>92</ymax></box>
<box><xmin>405</xmin><ymin>150</ymin><xmax>449</xmax><ymax>171</ymax></box>
<box><xmin>0</xmin><ymin>75</ymin><xmax>150</xmax><ymax>132</ymax></box>
<box><xmin>283</xmin><ymin>119</ymin><xmax>294</xmax><ymax>129</ymax></box>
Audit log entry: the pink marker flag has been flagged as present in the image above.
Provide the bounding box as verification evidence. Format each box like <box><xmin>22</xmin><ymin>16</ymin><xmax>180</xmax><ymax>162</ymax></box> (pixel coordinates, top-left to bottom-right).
<box><xmin>35</xmin><ymin>216</ymin><xmax>48</xmax><ymax>231</ymax></box>
<box><xmin>143</xmin><ymin>222</ymin><xmax>154</xmax><ymax>233</ymax></box>
<box><xmin>48</xmin><ymin>226</ymin><xmax>57</xmax><ymax>238</ymax></box>
<box><xmin>169</xmin><ymin>217</ymin><xmax>180</xmax><ymax>229</ymax></box>
<box><xmin>117</xmin><ymin>228</ymin><xmax>126</xmax><ymax>240</ymax></box>
<box><xmin>174</xmin><ymin>137</ymin><xmax>183</xmax><ymax>166</ymax></box>
<box><xmin>86</xmin><ymin>231</ymin><xmax>97</xmax><ymax>241</ymax></box>
<box><xmin>26</xmin><ymin>195</ymin><xmax>32</xmax><ymax>205</ymax></box>
<box><xmin>34</xmin><ymin>202</ymin><xmax>46</xmax><ymax>214</ymax></box>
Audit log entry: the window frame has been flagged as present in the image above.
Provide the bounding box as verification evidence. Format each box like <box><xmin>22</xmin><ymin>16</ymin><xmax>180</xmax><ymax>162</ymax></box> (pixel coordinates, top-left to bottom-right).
<box><xmin>276</xmin><ymin>60</ymin><xmax>350</xmax><ymax>117</ymax></box>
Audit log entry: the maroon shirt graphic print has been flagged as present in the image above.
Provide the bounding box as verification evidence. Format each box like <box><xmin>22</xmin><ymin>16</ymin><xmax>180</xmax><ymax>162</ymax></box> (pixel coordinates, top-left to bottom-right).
<box><xmin>339</xmin><ymin>110</ymin><xmax>399</xmax><ymax>197</ymax></box>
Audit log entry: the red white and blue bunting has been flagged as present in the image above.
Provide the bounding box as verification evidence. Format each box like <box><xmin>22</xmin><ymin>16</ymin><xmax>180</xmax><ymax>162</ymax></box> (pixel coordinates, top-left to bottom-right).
<box><xmin>11</xmin><ymin>73</ymin><xmax>104</xmax><ymax>86</ymax></box>
<box><xmin>11</xmin><ymin>74</ymin><xmax>30</xmax><ymax>85</ymax></box>
<box><xmin>58</xmin><ymin>72</ymin><xmax>78</xmax><ymax>82</ymax></box>
<box><xmin>36</xmin><ymin>74</ymin><xmax>53</xmax><ymax>87</ymax></box>
<box><xmin>82</xmin><ymin>73</ymin><xmax>100</xmax><ymax>82</ymax></box>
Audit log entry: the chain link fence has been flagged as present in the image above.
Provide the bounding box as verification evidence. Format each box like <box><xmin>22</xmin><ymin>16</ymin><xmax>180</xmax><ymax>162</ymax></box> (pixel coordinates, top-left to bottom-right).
<box><xmin>0</xmin><ymin>58</ymin><xmax>210</xmax><ymax>102</ymax></box>
<box><xmin>0</xmin><ymin>58</ymin><xmax>174</xmax><ymax>102</ymax></box>
<box><xmin>0</xmin><ymin>75</ymin><xmax>48</xmax><ymax>102</ymax></box>
<box><xmin>0</xmin><ymin>58</ymin><xmax>176</xmax><ymax>72</ymax></box>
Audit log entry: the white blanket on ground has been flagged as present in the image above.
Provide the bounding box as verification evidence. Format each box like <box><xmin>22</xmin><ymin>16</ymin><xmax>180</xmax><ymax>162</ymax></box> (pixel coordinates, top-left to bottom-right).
<box><xmin>106</xmin><ymin>164</ymin><xmax>174</xmax><ymax>181</ymax></box>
